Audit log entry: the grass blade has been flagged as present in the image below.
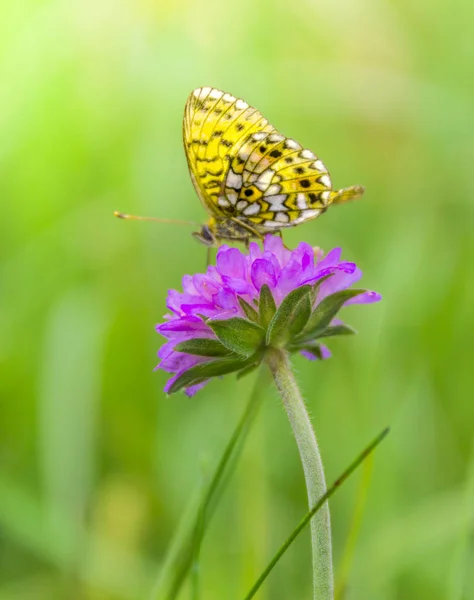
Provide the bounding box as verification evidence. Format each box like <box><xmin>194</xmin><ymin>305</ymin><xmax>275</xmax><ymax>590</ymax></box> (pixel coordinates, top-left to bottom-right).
<box><xmin>150</xmin><ymin>367</ymin><xmax>269</xmax><ymax>600</ymax></box>
<box><xmin>243</xmin><ymin>427</ymin><xmax>390</xmax><ymax>600</ymax></box>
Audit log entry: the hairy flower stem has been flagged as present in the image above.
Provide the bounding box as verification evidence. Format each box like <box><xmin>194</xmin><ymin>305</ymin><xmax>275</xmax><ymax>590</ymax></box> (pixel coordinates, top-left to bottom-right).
<box><xmin>265</xmin><ymin>348</ymin><xmax>333</xmax><ymax>600</ymax></box>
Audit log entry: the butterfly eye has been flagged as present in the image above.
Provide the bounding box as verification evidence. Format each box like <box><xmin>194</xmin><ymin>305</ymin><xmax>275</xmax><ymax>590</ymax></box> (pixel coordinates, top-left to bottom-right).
<box><xmin>193</xmin><ymin>224</ymin><xmax>215</xmax><ymax>246</ymax></box>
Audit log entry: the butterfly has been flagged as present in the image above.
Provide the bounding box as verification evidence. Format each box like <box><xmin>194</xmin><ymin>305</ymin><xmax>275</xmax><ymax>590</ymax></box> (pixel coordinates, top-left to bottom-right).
<box><xmin>183</xmin><ymin>86</ymin><xmax>364</xmax><ymax>246</ymax></box>
<box><xmin>115</xmin><ymin>86</ymin><xmax>364</xmax><ymax>247</ymax></box>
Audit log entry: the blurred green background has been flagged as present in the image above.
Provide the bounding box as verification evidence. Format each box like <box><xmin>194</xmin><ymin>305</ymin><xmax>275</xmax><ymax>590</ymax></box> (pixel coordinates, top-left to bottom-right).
<box><xmin>1</xmin><ymin>0</ymin><xmax>474</xmax><ymax>598</ymax></box>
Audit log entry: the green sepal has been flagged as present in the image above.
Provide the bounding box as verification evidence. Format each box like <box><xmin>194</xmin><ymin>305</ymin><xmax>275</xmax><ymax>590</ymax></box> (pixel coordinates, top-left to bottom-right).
<box><xmin>310</xmin><ymin>273</ymin><xmax>334</xmax><ymax>305</ymax></box>
<box><xmin>296</xmin><ymin>289</ymin><xmax>365</xmax><ymax>343</ymax></box>
<box><xmin>288</xmin><ymin>342</ymin><xmax>324</xmax><ymax>360</ymax></box>
<box><xmin>298</xmin><ymin>344</ymin><xmax>323</xmax><ymax>360</ymax></box>
<box><xmin>288</xmin><ymin>291</ymin><xmax>312</xmax><ymax>338</ymax></box>
<box><xmin>238</xmin><ymin>297</ymin><xmax>259</xmax><ymax>323</ymax></box>
<box><xmin>167</xmin><ymin>356</ymin><xmax>254</xmax><ymax>394</ymax></box>
<box><xmin>266</xmin><ymin>285</ymin><xmax>312</xmax><ymax>347</ymax></box>
<box><xmin>208</xmin><ymin>317</ymin><xmax>265</xmax><ymax>357</ymax></box>
<box><xmin>258</xmin><ymin>284</ymin><xmax>277</xmax><ymax>329</ymax></box>
<box><xmin>315</xmin><ymin>324</ymin><xmax>356</xmax><ymax>339</ymax></box>
<box><xmin>174</xmin><ymin>338</ymin><xmax>238</xmax><ymax>357</ymax></box>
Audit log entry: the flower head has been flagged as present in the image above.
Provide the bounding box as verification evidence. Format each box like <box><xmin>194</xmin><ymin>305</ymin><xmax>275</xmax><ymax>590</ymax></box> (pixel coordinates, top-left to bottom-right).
<box><xmin>156</xmin><ymin>235</ymin><xmax>381</xmax><ymax>396</ymax></box>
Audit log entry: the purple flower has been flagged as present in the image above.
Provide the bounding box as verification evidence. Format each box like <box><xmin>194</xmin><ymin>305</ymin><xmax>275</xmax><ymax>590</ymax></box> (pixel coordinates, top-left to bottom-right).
<box><xmin>156</xmin><ymin>235</ymin><xmax>381</xmax><ymax>396</ymax></box>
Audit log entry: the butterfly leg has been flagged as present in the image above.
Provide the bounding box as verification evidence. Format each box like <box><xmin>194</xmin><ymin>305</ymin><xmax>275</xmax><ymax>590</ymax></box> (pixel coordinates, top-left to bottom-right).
<box><xmin>229</xmin><ymin>217</ymin><xmax>265</xmax><ymax>242</ymax></box>
<box><xmin>275</xmin><ymin>229</ymin><xmax>292</xmax><ymax>250</ymax></box>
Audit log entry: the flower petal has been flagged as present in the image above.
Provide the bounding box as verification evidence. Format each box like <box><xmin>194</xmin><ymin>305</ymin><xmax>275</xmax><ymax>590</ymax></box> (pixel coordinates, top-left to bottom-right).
<box><xmin>159</xmin><ymin>351</ymin><xmax>208</xmax><ymax>374</ymax></box>
<box><xmin>157</xmin><ymin>316</ymin><xmax>212</xmax><ymax>338</ymax></box>
<box><xmin>184</xmin><ymin>380</ymin><xmax>210</xmax><ymax>397</ymax></box>
<box><xmin>157</xmin><ymin>237</ymin><xmax>380</xmax><ymax>395</ymax></box>
<box><xmin>251</xmin><ymin>259</ymin><xmax>277</xmax><ymax>291</ymax></box>
<box><xmin>300</xmin><ymin>345</ymin><xmax>332</xmax><ymax>361</ymax></box>
<box><xmin>217</xmin><ymin>247</ymin><xmax>247</xmax><ymax>279</ymax></box>
<box><xmin>263</xmin><ymin>234</ymin><xmax>292</xmax><ymax>267</ymax></box>
<box><xmin>345</xmin><ymin>290</ymin><xmax>382</xmax><ymax>305</ymax></box>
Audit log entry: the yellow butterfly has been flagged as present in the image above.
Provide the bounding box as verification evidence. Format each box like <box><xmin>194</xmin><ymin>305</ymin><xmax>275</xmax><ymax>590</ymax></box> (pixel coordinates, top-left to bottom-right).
<box><xmin>116</xmin><ymin>86</ymin><xmax>364</xmax><ymax>246</ymax></box>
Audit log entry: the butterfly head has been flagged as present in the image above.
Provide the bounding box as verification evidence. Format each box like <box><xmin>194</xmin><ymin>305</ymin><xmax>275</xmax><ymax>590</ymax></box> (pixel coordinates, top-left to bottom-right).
<box><xmin>192</xmin><ymin>223</ymin><xmax>217</xmax><ymax>247</ymax></box>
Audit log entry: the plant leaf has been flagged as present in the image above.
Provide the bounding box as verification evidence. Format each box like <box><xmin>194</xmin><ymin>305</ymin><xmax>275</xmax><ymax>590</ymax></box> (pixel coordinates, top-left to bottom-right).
<box><xmin>296</xmin><ymin>289</ymin><xmax>365</xmax><ymax>343</ymax></box>
<box><xmin>208</xmin><ymin>318</ymin><xmax>265</xmax><ymax>357</ymax></box>
<box><xmin>238</xmin><ymin>297</ymin><xmax>259</xmax><ymax>323</ymax></box>
<box><xmin>167</xmin><ymin>357</ymin><xmax>253</xmax><ymax>394</ymax></box>
<box><xmin>258</xmin><ymin>284</ymin><xmax>277</xmax><ymax>329</ymax></box>
<box><xmin>287</xmin><ymin>342</ymin><xmax>324</xmax><ymax>360</ymax></box>
<box><xmin>309</xmin><ymin>273</ymin><xmax>334</xmax><ymax>305</ymax></box>
<box><xmin>266</xmin><ymin>285</ymin><xmax>312</xmax><ymax>347</ymax></box>
<box><xmin>316</xmin><ymin>324</ymin><xmax>357</xmax><ymax>339</ymax></box>
<box><xmin>174</xmin><ymin>338</ymin><xmax>239</xmax><ymax>357</ymax></box>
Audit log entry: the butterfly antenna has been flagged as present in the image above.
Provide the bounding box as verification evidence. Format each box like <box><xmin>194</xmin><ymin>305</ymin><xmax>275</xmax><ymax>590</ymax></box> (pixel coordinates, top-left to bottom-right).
<box><xmin>114</xmin><ymin>211</ymin><xmax>199</xmax><ymax>227</ymax></box>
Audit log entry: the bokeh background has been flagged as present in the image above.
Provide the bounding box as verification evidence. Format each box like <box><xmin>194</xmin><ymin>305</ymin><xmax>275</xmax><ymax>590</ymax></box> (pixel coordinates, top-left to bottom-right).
<box><xmin>1</xmin><ymin>0</ymin><xmax>474</xmax><ymax>598</ymax></box>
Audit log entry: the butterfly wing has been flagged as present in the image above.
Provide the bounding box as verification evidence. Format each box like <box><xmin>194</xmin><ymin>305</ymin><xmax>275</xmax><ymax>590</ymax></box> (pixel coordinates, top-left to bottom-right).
<box><xmin>183</xmin><ymin>87</ymin><xmax>364</xmax><ymax>236</ymax></box>
<box><xmin>183</xmin><ymin>87</ymin><xmax>275</xmax><ymax>217</ymax></box>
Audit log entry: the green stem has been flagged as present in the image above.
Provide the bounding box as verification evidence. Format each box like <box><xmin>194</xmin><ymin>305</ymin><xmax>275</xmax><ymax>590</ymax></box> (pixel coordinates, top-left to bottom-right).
<box><xmin>243</xmin><ymin>428</ymin><xmax>389</xmax><ymax>600</ymax></box>
<box><xmin>265</xmin><ymin>348</ymin><xmax>333</xmax><ymax>600</ymax></box>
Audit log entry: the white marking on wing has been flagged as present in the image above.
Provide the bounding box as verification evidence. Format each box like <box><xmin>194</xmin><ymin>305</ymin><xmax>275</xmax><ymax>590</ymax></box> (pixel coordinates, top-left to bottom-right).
<box><xmin>236</xmin><ymin>99</ymin><xmax>249</xmax><ymax>109</ymax></box>
<box><xmin>209</xmin><ymin>89</ymin><xmax>223</xmax><ymax>99</ymax></box>
<box><xmin>226</xmin><ymin>170</ymin><xmax>243</xmax><ymax>190</ymax></box>
<box><xmin>268</xmin><ymin>133</ymin><xmax>285</xmax><ymax>143</ymax></box>
<box><xmin>243</xmin><ymin>203</ymin><xmax>261</xmax><ymax>216</ymax></box>
<box><xmin>218</xmin><ymin>197</ymin><xmax>231</xmax><ymax>207</ymax></box>
<box><xmin>236</xmin><ymin>200</ymin><xmax>249</xmax><ymax>211</ymax></box>
<box><xmin>285</xmin><ymin>139</ymin><xmax>301</xmax><ymax>150</ymax></box>
<box><xmin>255</xmin><ymin>169</ymin><xmax>275</xmax><ymax>191</ymax></box>
<box><xmin>293</xmin><ymin>209</ymin><xmax>321</xmax><ymax>224</ymax></box>
<box><xmin>301</xmin><ymin>149</ymin><xmax>316</xmax><ymax>159</ymax></box>
<box><xmin>263</xmin><ymin>220</ymin><xmax>282</xmax><ymax>228</ymax></box>
<box><xmin>313</xmin><ymin>159</ymin><xmax>327</xmax><ymax>172</ymax></box>
<box><xmin>275</xmin><ymin>212</ymin><xmax>290</xmax><ymax>223</ymax></box>
<box><xmin>227</xmin><ymin>192</ymin><xmax>238</xmax><ymax>205</ymax></box>
<box><xmin>296</xmin><ymin>193</ymin><xmax>308</xmax><ymax>209</ymax></box>
<box><xmin>266</xmin><ymin>194</ymin><xmax>287</xmax><ymax>211</ymax></box>
<box><xmin>223</xmin><ymin>93</ymin><xmax>236</xmax><ymax>102</ymax></box>
<box><xmin>320</xmin><ymin>190</ymin><xmax>330</xmax><ymax>204</ymax></box>
<box><xmin>251</xmin><ymin>132</ymin><xmax>267</xmax><ymax>141</ymax></box>
<box><xmin>319</xmin><ymin>175</ymin><xmax>331</xmax><ymax>188</ymax></box>
<box><xmin>264</xmin><ymin>184</ymin><xmax>282</xmax><ymax>196</ymax></box>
